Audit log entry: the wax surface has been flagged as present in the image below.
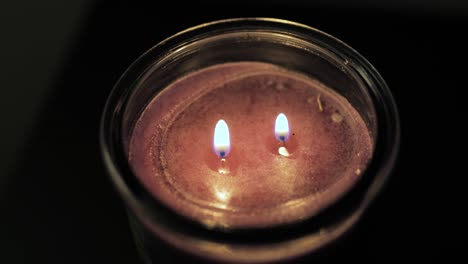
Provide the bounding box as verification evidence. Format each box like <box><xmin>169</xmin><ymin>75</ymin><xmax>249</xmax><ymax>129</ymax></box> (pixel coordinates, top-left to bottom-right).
<box><xmin>129</xmin><ymin>62</ymin><xmax>373</xmax><ymax>228</ymax></box>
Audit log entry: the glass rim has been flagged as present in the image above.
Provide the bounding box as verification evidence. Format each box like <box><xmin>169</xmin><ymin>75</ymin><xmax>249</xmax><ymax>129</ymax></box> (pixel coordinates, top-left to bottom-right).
<box><xmin>100</xmin><ymin>17</ymin><xmax>400</xmax><ymax>261</ymax></box>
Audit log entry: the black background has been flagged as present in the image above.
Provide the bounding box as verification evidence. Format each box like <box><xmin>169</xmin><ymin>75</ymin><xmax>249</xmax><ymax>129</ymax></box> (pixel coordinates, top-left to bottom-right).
<box><xmin>0</xmin><ymin>1</ymin><xmax>465</xmax><ymax>263</ymax></box>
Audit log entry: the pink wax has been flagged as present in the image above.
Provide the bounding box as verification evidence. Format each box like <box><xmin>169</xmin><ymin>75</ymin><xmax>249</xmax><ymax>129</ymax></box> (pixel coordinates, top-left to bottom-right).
<box><xmin>128</xmin><ymin>62</ymin><xmax>373</xmax><ymax>229</ymax></box>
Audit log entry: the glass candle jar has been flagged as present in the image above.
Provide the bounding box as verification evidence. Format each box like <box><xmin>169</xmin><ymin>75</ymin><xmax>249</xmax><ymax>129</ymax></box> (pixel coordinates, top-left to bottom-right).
<box><xmin>100</xmin><ymin>18</ymin><xmax>399</xmax><ymax>263</ymax></box>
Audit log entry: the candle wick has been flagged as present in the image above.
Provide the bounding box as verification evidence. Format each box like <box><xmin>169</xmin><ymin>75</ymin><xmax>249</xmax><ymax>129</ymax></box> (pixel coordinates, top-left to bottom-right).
<box><xmin>278</xmin><ymin>141</ymin><xmax>290</xmax><ymax>157</ymax></box>
<box><xmin>218</xmin><ymin>158</ymin><xmax>230</xmax><ymax>175</ymax></box>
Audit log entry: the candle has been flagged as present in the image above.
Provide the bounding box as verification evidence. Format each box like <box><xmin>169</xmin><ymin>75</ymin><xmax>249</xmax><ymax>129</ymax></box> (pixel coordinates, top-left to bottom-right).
<box><xmin>129</xmin><ymin>62</ymin><xmax>373</xmax><ymax>228</ymax></box>
<box><xmin>100</xmin><ymin>18</ymin><xmax>399</xmax><ymax>263</ymax></box>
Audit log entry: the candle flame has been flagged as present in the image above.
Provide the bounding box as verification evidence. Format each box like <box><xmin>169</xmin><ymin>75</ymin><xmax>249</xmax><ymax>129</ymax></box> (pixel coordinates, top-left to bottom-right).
<box><xmin>275</xmin><ymin>113</ymin><xmax>290</xmax><ymax>142</ymax></box>
<box><xmin>213</xmin><ymin>119</ymin><xmax>231</xmax><ymax>158</ymax></box>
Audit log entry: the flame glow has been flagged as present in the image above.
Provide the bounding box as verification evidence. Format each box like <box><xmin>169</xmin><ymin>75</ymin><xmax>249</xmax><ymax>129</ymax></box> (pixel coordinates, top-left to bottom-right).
<box><xmin>213</xmin><ymin>186</ymin><xmax>232</xmax><ymax>209</ymax></box>
<box><xmin>213</xmin><ymin>119</ymin><xmax>231</xmax><ymax>158</ymax></box>
<box><xmin>275</xmin><ymin>113</ymin><xmax>290</xmax><ymax>142</ymax></box>
<box><xmin>215</xmin><ymin>189</ymin><xmax>231</xmax><ymax>202</ymax></box>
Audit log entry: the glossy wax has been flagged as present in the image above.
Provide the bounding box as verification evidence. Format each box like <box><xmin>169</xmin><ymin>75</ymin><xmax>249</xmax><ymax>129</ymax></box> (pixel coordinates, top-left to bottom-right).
<box><xmin>129</xmin><ymin>62</ymin><xmax>373</xmax><ymax>228</ymax></box>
